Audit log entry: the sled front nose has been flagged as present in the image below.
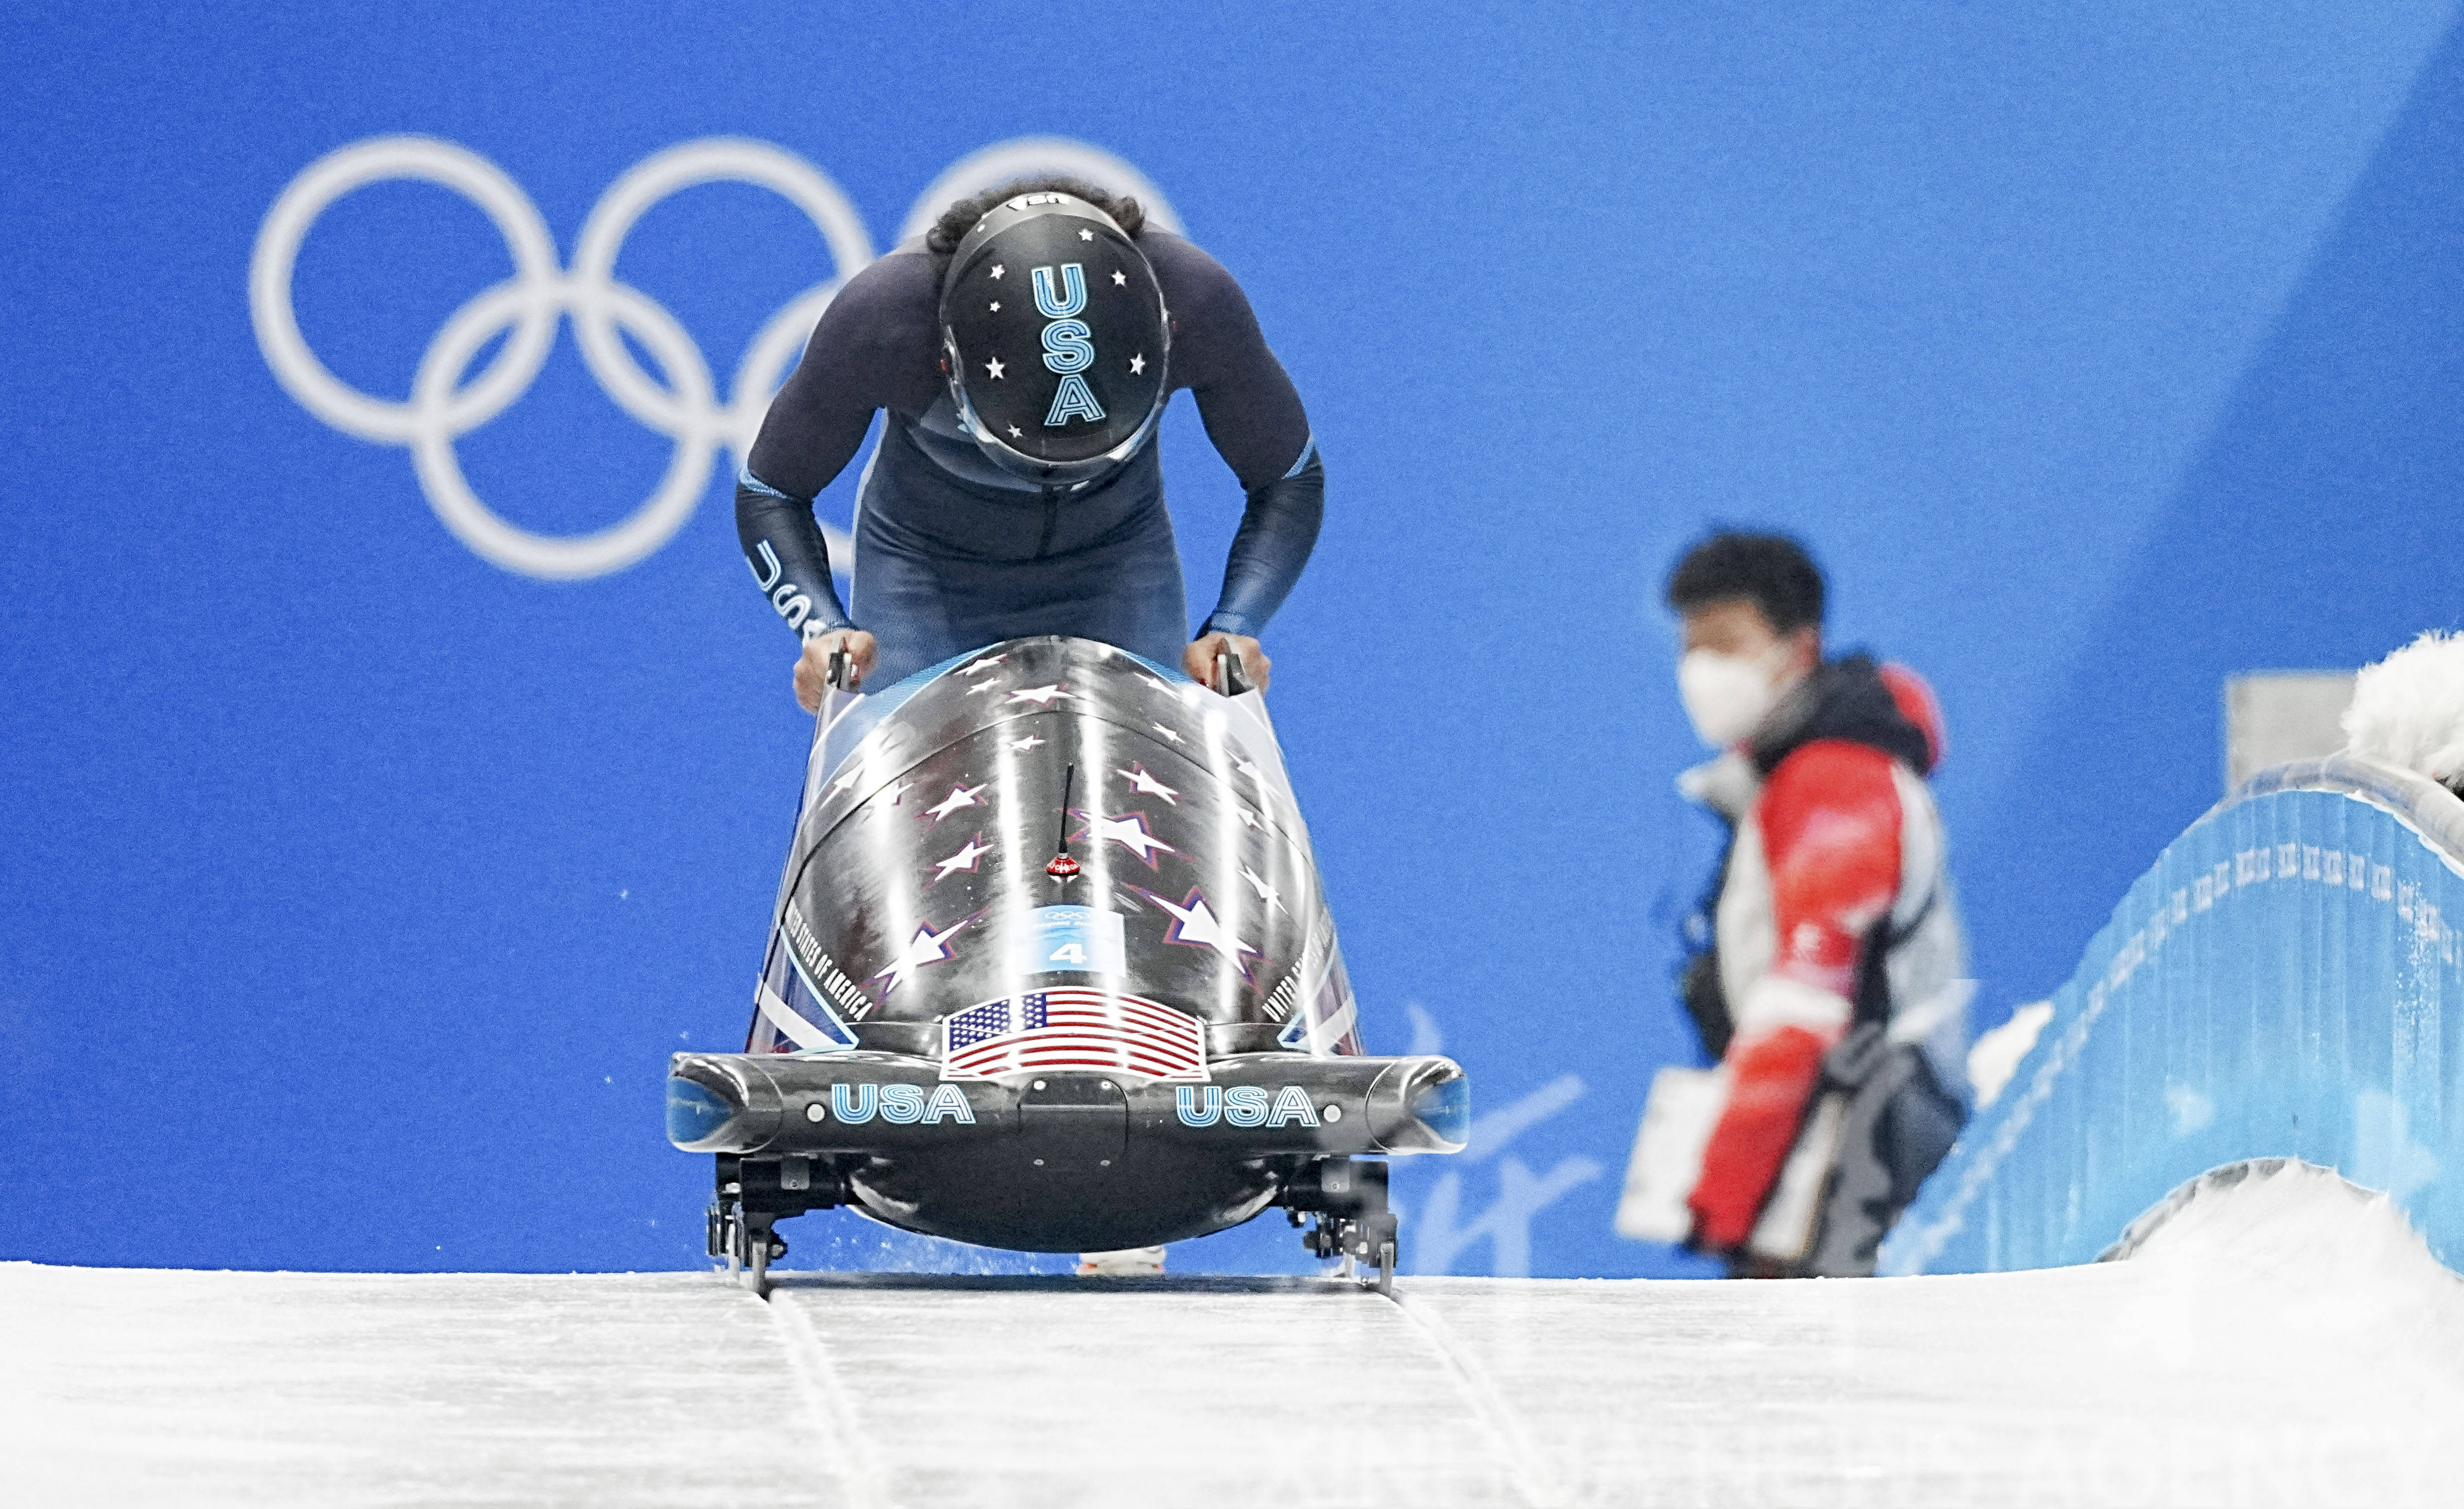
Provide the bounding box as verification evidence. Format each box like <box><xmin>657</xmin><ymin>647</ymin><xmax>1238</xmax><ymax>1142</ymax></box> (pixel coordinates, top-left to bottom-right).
<box><xmin>666</xmin><ymin>1056</ymin><xmax>782</xmax><ymax>1152</ymax></box>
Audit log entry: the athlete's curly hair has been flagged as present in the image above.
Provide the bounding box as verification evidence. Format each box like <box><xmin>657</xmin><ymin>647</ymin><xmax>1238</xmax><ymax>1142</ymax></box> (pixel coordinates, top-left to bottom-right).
<box><xmin>924</xmin><ymin>174</ymin><xmax>1147</xmax><ymax>255</ymax></box>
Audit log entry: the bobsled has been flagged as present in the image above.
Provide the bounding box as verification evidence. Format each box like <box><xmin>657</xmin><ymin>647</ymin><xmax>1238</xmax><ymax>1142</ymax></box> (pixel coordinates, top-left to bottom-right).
<box><xmin>667</xmin><ymin>636</ymin><xmax>1469</xmax><ymax>1292</ymax></box>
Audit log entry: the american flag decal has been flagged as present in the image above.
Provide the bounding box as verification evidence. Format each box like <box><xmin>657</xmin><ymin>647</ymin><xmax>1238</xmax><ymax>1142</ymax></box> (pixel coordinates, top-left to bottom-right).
<box><xmin>940</xmin><ymin>989</ymin><xmax>1208</xmax><ymax>1082</ymax></box>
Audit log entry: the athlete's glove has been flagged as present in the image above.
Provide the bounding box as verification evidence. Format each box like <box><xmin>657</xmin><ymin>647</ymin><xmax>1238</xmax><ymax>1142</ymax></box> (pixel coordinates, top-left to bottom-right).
<box><xmin>794</xmin><ymin>627</ymin><xmax>877</xmax><ymax>710</ymax></box>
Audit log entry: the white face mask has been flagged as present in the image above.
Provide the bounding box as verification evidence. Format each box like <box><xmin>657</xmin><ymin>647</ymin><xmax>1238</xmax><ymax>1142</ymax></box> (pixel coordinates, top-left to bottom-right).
<box><xmin>1678</xmin><ymin>646</ymin><xmax>1788</xmax><ymax>748</ymax></box>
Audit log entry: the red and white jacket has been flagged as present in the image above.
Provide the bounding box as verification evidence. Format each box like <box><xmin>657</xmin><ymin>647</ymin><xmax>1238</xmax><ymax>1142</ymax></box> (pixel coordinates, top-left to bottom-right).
<box><xmin>1682</xmin><ymin>657</ymin><xmax>1968</xmax><ymax>1251</ymax></box>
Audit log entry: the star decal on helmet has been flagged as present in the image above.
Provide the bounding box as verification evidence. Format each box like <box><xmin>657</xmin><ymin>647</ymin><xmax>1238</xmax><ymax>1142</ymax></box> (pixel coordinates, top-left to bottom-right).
<box><xmin>1129</xmin><ymin>353</ymin><xmax>1146</xmax><ymax>375</ymax></box>
<box><xmin>940</xmin><ymin>197</ymin><xmax>1168</xmax><ymax>487</ymax></box>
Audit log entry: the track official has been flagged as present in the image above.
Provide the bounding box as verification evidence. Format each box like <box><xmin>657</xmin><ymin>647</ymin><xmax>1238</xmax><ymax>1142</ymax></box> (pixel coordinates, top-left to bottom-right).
<box><xmin>1653</xmin><ymin>533</ymin><xmax>1972</xmax><ymax>1277</ymax></box>
<box><xmin>737</xmin><ymin>178</ymin><xmax>1324</xmax><ymax>705</ymax></box>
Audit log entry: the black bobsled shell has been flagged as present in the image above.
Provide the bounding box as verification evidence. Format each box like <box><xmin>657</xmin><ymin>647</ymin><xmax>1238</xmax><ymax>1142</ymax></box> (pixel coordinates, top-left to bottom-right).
<box><xmin>688</xmin><ymin>637</ymin><xmax>1467</xmax><ymax>1260</ymax></box>
<box><xmin>750</xmin><ymin>637</ymin><xmax>1354</xmax><ymax>1059</ymax></box>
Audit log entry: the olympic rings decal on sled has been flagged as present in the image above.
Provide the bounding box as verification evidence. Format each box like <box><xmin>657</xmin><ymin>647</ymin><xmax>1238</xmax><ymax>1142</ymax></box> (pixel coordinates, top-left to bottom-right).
<box><xmin>248</xmin><ymin>134</ymin><xmax>1181</xmax><ymax>581</ymax></box>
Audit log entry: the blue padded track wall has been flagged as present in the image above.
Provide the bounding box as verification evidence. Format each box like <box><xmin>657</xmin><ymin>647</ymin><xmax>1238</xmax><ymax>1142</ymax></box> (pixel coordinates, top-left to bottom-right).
<box><xmin>1882</xmin><ymin>758</ymin><xmax>2464</xmax><ymax>1275</ymax></box>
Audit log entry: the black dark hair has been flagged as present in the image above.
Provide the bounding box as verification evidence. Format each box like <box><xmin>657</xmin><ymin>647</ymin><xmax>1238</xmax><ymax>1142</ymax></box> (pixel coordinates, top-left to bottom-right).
<box><xmin>924</xmin><ymin>175</ymin><xmax>1147</xmax><ymax>256</ymax></box>
<box><xmin>1664</xmin><ymin>531</ymin><xmax>1825</xmax><ymax>635</ymax></box>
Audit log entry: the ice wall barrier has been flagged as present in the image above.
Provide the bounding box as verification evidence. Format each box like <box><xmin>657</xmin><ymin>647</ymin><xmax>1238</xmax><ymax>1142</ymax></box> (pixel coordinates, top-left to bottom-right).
<box><xmin>1881</xmin><ymin>756</ymin><xmax>2464</xmax><ymax>1274</ymax></box>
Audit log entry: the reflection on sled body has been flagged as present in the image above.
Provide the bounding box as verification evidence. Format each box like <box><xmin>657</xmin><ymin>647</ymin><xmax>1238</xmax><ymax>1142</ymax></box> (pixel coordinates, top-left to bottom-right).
<box><xmin>666</xmin><ymin>636</ymin><xmax>1467</xmax><ymax>1287</ymax></box>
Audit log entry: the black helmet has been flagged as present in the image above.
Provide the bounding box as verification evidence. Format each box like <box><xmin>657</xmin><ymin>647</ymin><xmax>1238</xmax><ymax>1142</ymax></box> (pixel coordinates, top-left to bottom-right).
<box><xmin>938</xmin><ymin>191</ymin><xmax>1169</xmax><ymax>487</ymax></box>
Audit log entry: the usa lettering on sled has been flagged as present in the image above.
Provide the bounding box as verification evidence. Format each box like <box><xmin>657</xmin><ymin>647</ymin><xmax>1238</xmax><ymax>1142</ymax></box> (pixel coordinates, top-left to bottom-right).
<box><xmin>668</xmin><ymin>636</ymin><xmax>1469</xmax><ymax>1293</ymax></box>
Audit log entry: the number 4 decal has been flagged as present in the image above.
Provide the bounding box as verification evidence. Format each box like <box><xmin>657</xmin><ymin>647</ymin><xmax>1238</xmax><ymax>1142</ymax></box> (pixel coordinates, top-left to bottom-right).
<box><xmin>1011</xmin><ymin>905</ymin><xmax>1128</xmax><ymax>975</ymax></box>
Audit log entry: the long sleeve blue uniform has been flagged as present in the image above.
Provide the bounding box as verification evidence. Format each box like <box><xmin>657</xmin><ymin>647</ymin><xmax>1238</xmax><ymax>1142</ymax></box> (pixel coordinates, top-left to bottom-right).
<box><xmin>736</xmin><ymin>232</ymin><xmax>1324</xmax><ymax>688</ymax></box>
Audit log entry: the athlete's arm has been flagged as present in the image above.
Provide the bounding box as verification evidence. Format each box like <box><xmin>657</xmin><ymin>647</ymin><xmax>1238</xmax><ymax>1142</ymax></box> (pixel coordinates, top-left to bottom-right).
<box><xmin>738</xmin><ymin>257</ymin><xmax>937</xmax><ymax>623</ymax></box>
<box><xmin>1203</xmin><ymin>445</ymin><xmax>1325</xmax><ymax>640</ymax></box>
<box><xmin>1688</xmin><ymin>739</ymin><xmax>1905</xmax><ymax>1250</ymax></box>
<box><xmin>736</xmin><ymin>255</ymin><xmax>938</xmax><ymax>699</ymax></box>
<box><xmin>736</xmin><ymin>469</ymin><xmax>855</xmax><ymax>640</ymax></box>
<box><xmin>1183</xmin><ymin>449</ymin><xmax>1319</xmax><ymax>690</ymax></box>
<box><xmin>740</xmin><ymin>466</ymin><xmax>874</xmax><ymax>708</ymax></box>
<box><xmin>1149</xmin><ymin>238</ymin><xmax>1323</xmax><ymax>682</ymax></box>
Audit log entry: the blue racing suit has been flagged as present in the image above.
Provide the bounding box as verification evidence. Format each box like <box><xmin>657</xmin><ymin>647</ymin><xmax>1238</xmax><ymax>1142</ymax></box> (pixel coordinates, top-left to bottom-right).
<box><xmin>736</xmin><ymin>233</ymin><xmax>1324</xmax><ymax>688</ymax></box>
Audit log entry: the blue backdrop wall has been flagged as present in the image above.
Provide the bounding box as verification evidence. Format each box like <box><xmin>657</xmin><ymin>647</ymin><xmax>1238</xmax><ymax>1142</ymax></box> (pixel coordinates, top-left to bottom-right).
<box><xmin>6</xmin><ymin>0</ymin><xmax>2464</xmax><ymax>1277</ymax></box>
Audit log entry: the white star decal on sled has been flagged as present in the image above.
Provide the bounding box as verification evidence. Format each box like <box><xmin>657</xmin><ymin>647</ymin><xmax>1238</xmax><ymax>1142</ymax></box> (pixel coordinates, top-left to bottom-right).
<box><xmin>986</xmin><ymin>357</ymin><xmax>1005</xmax><ymax>379</ymax></box>
<box><xmin>990</xmin><ymin>265</ymin><xmax>1004</xmax><ymax>279</ymax></box>
<box><xmin>1239</xmin><ymin>864</ymin><xmax>1289</xmax><ymax>915</ymax></box>
<box><xmin>1129</xmin><ymin>353</ymin><xmax>1146</xmax><ymax>375</ymax></box>
<box><xmin>925</xmin><ymin>782</ymin><xmax>987</xmax><ymax>822</ymax></box>
<box><xmin>931</xmin><ymin>836</ymin><xmax>995</xmax><ymax>885</ymax></box>
<box><xmin>1232</xmin><ymin>755</ymin><xmax>1265</xmax><ymax>783</ymax></box>
<box><xmin>1111</xmin><ymin>269</ymin><xmax>1127</xmax><ymax>286</ymax></box>
<box><xmin>871</xmin><ymin>917</ymin><xmax>970</xmax><ymax>996</ymax></box>
<box><xmin>1007</xmin><ymin>683</ymin><xmax>1072</xmax><ymax>707</ymax></box>
<box><xmin>1117</xmin><ymin>762</ymin><xmax>1179</xmax><ymax>804</ymax></box>
<box><xmin>830</xmin><ymin>766</ymin><xmax>865</xmax><ymax>797</ymax></box>
<box><xmin>1074</xmin><ymin>810</ymin><xmax>1177</xmax><ymax>866</ymax></box>
<box><xmin>1009</xmin><ymin>734</ymin><xmax>1048</xmax><ymax>752</ymax></box>
<box><xmin>959</xmin><ymin>655</ymin><xmax>1006</xmax><ymax>675</ymax></box>
<box><xmin>1149</xmin><ymin>722</ymin><xmax>1184</xmax><ymax>745</ymax></box>
<box><xmin>1137</xmin><ymin>886</ymin><xmax>1262</xmax><ymax>970</ymax></box>
<box><xmin>878</xmin><ymin>778</ymin><xmax>914</xmax><ymax>806</ymax></box>
<box><xmin>1235</xmin><ymin>804</ymin><xmax>1265</xmax><ymax>832</ymax></box>
<box><xmin>966</xmin><ymin>677</ymin><xmax>1003</xmax><ymax>695</ymax></box>
<box><xmin>1079</xmin><ymin>228</ymin><xmax>1095</xmax><ymax>241</ymax></box>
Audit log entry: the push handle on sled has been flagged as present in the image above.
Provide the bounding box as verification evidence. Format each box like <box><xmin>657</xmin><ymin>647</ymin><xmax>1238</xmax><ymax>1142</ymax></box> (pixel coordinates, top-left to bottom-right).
<box><xmin>825</xmin><ymin>647</ymin><xmax>854</xmax><ymax>692</ymax></box>
<box><xmin>1212</xmin><ymin>649</ymin><xmax>1253</xmax><ymax>698</ymax></box>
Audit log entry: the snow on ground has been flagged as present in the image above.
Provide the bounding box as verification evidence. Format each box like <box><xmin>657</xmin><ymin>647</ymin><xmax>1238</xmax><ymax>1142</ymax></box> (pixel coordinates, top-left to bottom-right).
<box><xmin>6</xmin><ymin>1164</ymin><xmax>2460</xmax><ymax>1508</ymax></box>
<box><xmin>0</xmin><ymin>1271</ymin><xmax>821</xmax><ymax>1508</ymax></box>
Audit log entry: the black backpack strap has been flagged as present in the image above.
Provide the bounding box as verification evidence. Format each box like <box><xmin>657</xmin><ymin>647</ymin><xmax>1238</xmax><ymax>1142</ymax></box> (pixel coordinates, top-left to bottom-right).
<box><xmin>1851</xmin><ymin>878</ymin><xmax>1939</xmax><ymax>1026</ymax></box>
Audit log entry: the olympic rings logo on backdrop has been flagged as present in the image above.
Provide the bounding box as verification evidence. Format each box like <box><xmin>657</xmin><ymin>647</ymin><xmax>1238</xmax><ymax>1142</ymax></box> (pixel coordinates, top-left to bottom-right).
<box><xmin>249</xmin><ymin>136</ymin><xmax>1180</xmax><ymax>580</ymax></box>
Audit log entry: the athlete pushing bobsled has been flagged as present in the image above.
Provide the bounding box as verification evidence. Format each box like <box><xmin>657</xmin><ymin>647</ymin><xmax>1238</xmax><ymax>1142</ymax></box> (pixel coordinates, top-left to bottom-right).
<box><xmin>736</xmin><ymin>174</ymin><xmax>1323</xmax><ymax>708</ymax></box>
<box><xmin>728</xmin><ymin>177</ymin><xmax>1334</xmax><ymax>1278</ymax></box>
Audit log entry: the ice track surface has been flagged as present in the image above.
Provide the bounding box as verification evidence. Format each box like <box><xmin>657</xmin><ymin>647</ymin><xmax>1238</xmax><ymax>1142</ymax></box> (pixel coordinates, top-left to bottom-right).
<box><xmin>7</xmin><ymin>1165</ymin><xmax>2462</xmax><ymax>1508</ymax></box>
